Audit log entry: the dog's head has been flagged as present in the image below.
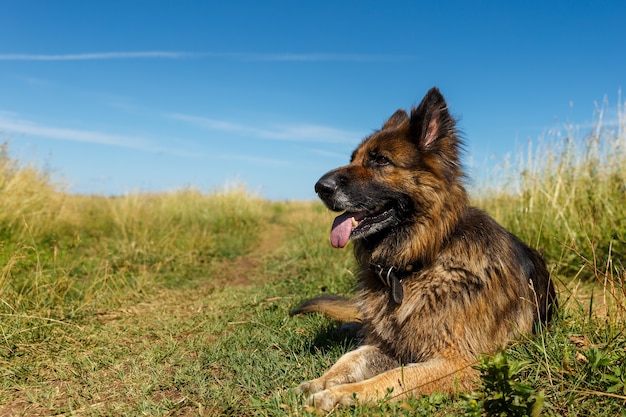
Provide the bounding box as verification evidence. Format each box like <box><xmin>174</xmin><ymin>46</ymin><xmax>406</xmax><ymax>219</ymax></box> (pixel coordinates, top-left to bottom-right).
<box><xmin>315</xmin><ymin>87</ymin><xmax>465</xmax><ymax>249</ymax></box>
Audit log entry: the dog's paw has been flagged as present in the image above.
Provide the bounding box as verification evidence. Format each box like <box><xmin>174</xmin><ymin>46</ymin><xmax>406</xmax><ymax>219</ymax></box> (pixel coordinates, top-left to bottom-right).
<box><xmin>307</xmin><ymin>388</ymin><xmax>356</xmax><ymax>411</ymax></box>
<box><xmin>296</xmin><ymin>378</ymin><xmax>325</xmax><ymax>395</ymax></box>
<box><xmin>297</xmin><ymin>375</ymin><xmax>349</xmax><ymax>395</ymax></box>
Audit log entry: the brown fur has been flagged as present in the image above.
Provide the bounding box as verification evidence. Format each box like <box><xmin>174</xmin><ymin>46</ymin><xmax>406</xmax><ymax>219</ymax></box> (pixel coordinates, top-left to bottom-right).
<box><xmin>293</xmin><ymin>87</ymin><xmax>556</xmax><ymax>411</ymax></box>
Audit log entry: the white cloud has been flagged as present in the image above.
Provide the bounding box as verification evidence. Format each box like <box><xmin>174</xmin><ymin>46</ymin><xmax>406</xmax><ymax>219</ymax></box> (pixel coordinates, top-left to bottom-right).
<box><xmin>0</xmin><ymin>51</ymin><xmax>412</xmax><ymax>63</ymax></box>
<box><xmin>167</xmin><ymin>113</ymin><xmax>363</xmax><ymax>144</ymax></box>
<box><xmin>18</xmin><ymin>76</ymin><xmax>56</xmax><ymax>87</ymax></box>
<box><xmin>0</xmin><ymin>112</ymin><xmax>149</xmax><ymax>147</ymax></box>
<box><xmin>205</xmin><ymin>52</ymin><xmax>414</xmax><ymax>62</ymax></box>
<box><xmin>0</xmin><ymin>111</ymin><xmax>199</xmax><ymax>157</ymax></box>
<box><xmin>0</xmin><ymin>111</ymin><xmax>292</xmax><ymax>167</ymax></box>
<box><xmin>307</xmin><ymin>148</ymin><xmax>348</xmax><ymax>159</ymax></box>
<box><xmin>217</xmin><ymin>153</ymin><xmax>292</xmax><ymax>167</ymax></box>
<box><xmin>0</xmin><ymin>51</ymin><xmax>194</xmax><ymax>61</ymax></box>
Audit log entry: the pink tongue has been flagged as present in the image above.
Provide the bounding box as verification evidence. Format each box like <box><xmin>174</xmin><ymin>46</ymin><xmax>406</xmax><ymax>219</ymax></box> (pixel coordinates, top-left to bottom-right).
<box><xmin>330</xmin><ymin>212</ymin><xmax>354</xmax><ymax>248</ymax></box>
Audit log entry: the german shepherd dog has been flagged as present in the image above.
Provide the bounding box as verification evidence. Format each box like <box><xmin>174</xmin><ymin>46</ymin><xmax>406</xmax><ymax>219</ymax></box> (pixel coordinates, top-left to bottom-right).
<box><xmin>292</xmin><ymin>87</ymin><xmax>556</xmax><ymax>411</ymax></box>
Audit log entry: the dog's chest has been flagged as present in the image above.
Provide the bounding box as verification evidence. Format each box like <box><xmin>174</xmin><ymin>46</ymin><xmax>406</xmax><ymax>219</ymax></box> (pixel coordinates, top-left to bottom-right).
<box><xmin>358</xmin><ymin>279</ymin><xmax>442</xmax><ymax>363</ymax></box>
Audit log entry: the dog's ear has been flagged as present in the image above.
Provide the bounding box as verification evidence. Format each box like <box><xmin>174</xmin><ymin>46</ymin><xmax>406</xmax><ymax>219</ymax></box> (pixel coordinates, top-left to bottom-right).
<box><xmin>382</xmin><ymin>109</ymin><xmax>409</xmax><ymax>130</ymax></box>
<box><xmin>409</xmin><ymin>87</ymin><xmax>456</xmax><ymax>149</ymax></box>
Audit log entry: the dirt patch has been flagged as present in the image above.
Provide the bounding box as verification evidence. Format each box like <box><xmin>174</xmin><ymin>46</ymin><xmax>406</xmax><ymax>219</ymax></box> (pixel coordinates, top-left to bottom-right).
<box><xmin>95</xmin><ymin>221</ymin><xmax>289</xmax><ymax>324</ymax></box>
<box><xmin>563</xmin><ymin>279</ymin><xmax>625</xmax><ymax>319</ymax></box>
<box><xmin>0</xmin><ymin>400</ymin><xmax>50</xmax><ymax>417</ymax></box>
<box><xmin>208</xmin><ymin>221</ymin><xmax>287</xmax><ymax>288</ymax></box>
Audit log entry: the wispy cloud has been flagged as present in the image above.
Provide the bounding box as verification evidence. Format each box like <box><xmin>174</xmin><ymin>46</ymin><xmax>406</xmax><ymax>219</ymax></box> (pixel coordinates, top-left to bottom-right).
<box><xmin>0</xmin><ymin>51</ymin><xmax>413</xmax><ymax>63</ymax></box>
<box><xmin>307</xmin><ymin>148</ymin><xmax>348</xmax><ymax>160</ymax></box>
<box><xmin>0</xmin><ymin>51</ymin><xmax>194</xmax><ymax>61</ymax></box>
<box><xmin>204</xmin><ymin>52</ymin><xmax>415</xmax><ymax>62</ymax></box>
<box><xmin>217</xmin><ymin>153</ymin><xmax>292</xmax><ymax>167</ymax></box>
<box><xmin>167</xmin><ymin>113</ymin><xmax>363</xmax><ymax>144</ymax></box>
<box><xmin>18</xmin><ymin>76</ymin><xmax>56</xmax><ymax>87</ymax></box>
<box><xmin>0</xmin><ymin>111</ymin><xmax>199</xmax><ymax>157</ymax></box>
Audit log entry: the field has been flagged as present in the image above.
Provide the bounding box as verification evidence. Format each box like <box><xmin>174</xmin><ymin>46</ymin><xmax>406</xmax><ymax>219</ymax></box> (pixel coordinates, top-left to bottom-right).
<box><xmin>1</xmin><ymin>106</ymin><xmax>625</xmax><ymax>416</ymax></box>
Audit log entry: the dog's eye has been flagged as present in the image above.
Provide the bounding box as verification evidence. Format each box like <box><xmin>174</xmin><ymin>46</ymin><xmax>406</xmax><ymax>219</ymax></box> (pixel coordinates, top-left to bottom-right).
<box><xmin>368</xmin><ymin>151</ymin><xmax>392</xmax><ymax>167</ymax></box>
<box><xmin>373</xmin><ymin>155</ymin><xmax>391</xmax><ymax>166</ymax></box>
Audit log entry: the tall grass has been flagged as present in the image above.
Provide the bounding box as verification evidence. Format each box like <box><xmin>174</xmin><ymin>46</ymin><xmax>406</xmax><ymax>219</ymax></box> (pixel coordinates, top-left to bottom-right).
<box><xmin>0</xmin><ymin>143</ymin><xmax>64</xmax><ymax>240</ymax></box>
<box><xmin>461</xmin><ymin>102</ymin><xmax>626</xmax><ymax>414</ymax></box>
<box><xmin>475</xmin><ymin>97</ymin><xmax>626</xmax><ymax>303</ymax></box>
<box><xmin>0</xmin><ymin>146</ymin><xmax>267</xmax><ymax>346</ymax></box>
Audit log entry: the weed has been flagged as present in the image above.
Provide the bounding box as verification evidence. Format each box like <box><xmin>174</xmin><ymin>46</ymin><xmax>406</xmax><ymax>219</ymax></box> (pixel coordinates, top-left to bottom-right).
<box><xmin>463</xmin><ymin>352</ymin><xmax>548</xmax><ymax>417</ymax></box>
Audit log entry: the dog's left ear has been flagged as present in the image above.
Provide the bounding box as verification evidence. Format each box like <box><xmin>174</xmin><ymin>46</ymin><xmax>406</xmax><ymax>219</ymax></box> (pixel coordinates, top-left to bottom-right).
<box><xmin>409</xmin><ymin>87</ymin><xmax>456</xmax><ymax>149</ymax></box>
<box><xmin>382</xmin><ymin>109</ymin><xmax>409</xmax><ymax>130</ymax></box>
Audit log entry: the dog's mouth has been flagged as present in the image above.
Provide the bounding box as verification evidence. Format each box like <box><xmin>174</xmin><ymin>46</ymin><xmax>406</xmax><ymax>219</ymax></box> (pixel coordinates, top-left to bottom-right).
<box><xmin>330</xmin><ymin>205</ymin><xmax>396</xmax><ymax>248</ymax></box>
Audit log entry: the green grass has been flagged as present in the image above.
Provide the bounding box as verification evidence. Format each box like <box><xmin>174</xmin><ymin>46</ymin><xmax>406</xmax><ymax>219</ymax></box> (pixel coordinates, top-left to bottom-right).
<box><xmin>1</xmin><ymin>100</ymin><xmax>625</xmax><ymax>416</ymax></box>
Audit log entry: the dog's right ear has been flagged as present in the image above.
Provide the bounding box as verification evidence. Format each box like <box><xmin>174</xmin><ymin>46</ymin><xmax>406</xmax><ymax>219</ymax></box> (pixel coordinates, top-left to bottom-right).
<box><xmin>409</xmin><ymin>88</ymin><xmax>463</xmax><ymax>181</ymax></box>
<box><xmin>382</xmin><ymin>109</ymin><xmax>409</xmax><ymax>130</ymax></box>
<box><xmin>409</xmin><ymin>87</ymin><xmax>455</xmax><ymax>149</ymax></box>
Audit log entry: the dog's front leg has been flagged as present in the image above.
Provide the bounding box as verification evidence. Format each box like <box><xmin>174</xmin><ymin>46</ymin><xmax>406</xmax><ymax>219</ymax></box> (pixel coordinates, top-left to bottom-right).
<box><xmin>298</xmin><ymin>345</ymin><xmax>398</xmax><ymax>396</ymax></box>
<box><xmin>307</xmin><ymin>357</ymin><xmax>477</xmax><ymax>411</ymax></box>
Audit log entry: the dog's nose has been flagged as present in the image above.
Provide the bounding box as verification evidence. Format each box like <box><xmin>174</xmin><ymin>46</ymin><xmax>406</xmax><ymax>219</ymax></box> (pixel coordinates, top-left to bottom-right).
<box><xmin>314</xmin><ymin>172</ymin><xmax>338</xmax><ymax>200</ymax></box>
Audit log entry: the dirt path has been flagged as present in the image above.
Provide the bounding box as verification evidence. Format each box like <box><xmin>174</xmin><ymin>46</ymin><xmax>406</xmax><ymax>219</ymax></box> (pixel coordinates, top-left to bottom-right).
<box><xmin>96</xmin><ymin>219</ymin><xmax>290</xmax><ymax>323</ymax></box>
<box><xmin>208</xmin><ymin>220</ymin><xmax>288</xmax><ymax>288</ymax></box>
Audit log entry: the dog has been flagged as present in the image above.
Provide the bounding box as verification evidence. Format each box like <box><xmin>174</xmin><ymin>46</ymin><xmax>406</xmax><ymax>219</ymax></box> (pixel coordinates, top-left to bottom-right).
<box><xmin>292</xmin><ymin>87</ymin><xmax>556</xmax><ymax>411</ymax></box>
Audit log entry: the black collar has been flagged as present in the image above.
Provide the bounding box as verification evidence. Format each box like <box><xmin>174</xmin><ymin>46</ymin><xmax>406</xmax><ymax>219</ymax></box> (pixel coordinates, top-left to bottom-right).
<box><xmin>370</xmin><ymin>262</ymin><xmax>421</xmax><ymax>305</ymax></box>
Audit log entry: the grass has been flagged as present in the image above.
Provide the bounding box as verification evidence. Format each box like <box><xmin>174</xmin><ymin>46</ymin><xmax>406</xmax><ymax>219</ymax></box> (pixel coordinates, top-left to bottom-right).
<box><xmin>475</xmin><ymin>102</ymin><xmax>626</xmax><ymax>285</ymax></box>
<box><xmin>1</xmin><ymin>99</ymin><xmax>625</xmax><ymax>416</ymax></box>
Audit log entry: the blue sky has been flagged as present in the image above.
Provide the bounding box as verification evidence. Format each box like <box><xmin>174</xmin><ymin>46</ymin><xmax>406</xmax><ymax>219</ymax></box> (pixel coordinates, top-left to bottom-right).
<box><xmin>1</xmin><ymin>1</ymin><xmax>624</xmax><ymax>200</ymax></box>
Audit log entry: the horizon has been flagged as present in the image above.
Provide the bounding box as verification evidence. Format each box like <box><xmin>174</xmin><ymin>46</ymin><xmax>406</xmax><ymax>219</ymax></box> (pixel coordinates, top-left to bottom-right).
<box><xmin>1</xmin><ymin>1</ymin><xmax>624</xmax><ymax>200</ymax></box>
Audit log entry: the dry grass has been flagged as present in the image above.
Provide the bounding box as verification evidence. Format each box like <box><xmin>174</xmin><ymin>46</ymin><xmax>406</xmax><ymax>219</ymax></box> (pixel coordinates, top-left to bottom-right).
<box><xmin>474</xmin><ymin>97</ymin><xmax>626</xmax><ymax>316</ymax></box>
